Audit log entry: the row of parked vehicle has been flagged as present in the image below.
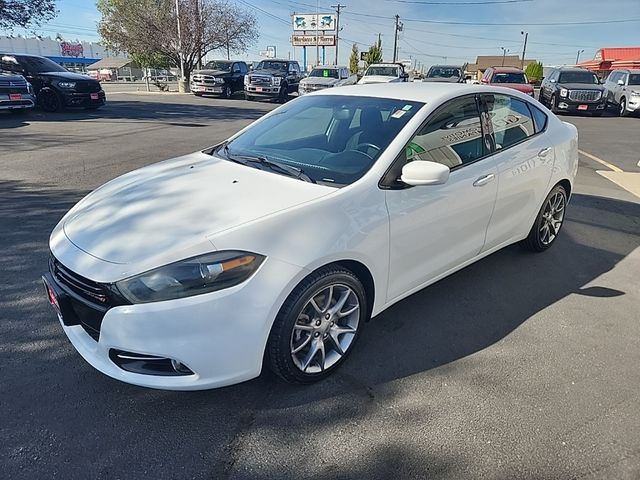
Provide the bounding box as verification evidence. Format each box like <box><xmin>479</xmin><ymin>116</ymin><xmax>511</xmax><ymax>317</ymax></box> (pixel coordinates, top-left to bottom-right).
<box><xmin>0</xmin><ymin>53</ymin><xmax>106</xmax><ymax>113</ymax></box>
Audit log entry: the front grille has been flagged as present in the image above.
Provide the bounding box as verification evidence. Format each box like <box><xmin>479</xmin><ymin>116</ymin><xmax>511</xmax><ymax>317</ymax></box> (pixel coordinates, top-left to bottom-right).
<box><xmin>249</xmin><ymin>75</ymin><xmax>272</xmax><ymax>86</ymax></box>
<box><xmin>568</xmin><ymin>90</ymin><xmax>601</xmax><ymax>102</ymax></box>
<box><xmin>74</xmin><ymin>81</ymin><xmax>101</xmax><ymax>93</ymax></box>
<box><xmin>50</xmin><ymin>257</ymin><xmax>108</xmax><ymax>305</ymax></box>
<box><xmin>192</xmin><ymin>74</ymin><xmax>217</xmax><ymax>84</ymax></box>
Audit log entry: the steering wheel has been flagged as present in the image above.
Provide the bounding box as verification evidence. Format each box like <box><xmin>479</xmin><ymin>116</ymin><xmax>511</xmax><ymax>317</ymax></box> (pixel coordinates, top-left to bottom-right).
<box><xmin>354</xmin><ymin>143</ymin><xmax>381</xmax><ymax>159</ymax></box>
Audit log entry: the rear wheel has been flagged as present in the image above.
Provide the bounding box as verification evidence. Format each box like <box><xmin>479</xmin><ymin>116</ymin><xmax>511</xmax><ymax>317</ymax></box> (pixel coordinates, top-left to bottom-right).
<box><xmin>521</xmin><ymin>184</ymin><xmax>567</xmax><ymax>252</ymax></box>
<box><xmin>39</xmin><ymin>88</ymin><xmax>62</xmax><ymax>112</ymax></box>
<box><xmin>267</xmin><ymin>266</ymin><xmax>367</xmax><ymax>384</ymax></box>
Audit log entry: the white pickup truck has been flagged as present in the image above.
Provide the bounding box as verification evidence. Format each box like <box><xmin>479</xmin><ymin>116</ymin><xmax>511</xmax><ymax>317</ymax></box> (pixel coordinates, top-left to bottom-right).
<box><xmin>357</xmin><ymin>63</ymin><xmax>409</xmax><ymax>85</ymax></box>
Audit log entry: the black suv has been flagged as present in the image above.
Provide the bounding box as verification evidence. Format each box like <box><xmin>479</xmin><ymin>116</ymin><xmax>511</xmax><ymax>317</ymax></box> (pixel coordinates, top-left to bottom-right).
<box><xmin>0</xmin><ymin>53</ymin><xmax>105</xmax><ymax>112</ymax></box>
<box><xmin>244</xmin><ymin>59</ymin><xmax>303</xmax><ymax>102</ymax></box>
<box><xmin>190</xmin><ymin>60</ymin><xmax>248</xmax><ymax>98</ymax></box>
<box><xmin>539</xmin><ymin>67</ymin><xmax>606</xmax><ymax>116</ymax></box>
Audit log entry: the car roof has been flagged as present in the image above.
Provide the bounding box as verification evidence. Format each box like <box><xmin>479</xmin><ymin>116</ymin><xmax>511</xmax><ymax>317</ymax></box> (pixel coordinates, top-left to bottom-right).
<box><xmin>490</xmin><ymin>66</ymin><xmax>524</xmax><ymax>73</ymax></box>
<box><xmin>429</xmin><ymin>65</ymin><xmax>463</xmax><ymax>69</ymax></box>
<box><xmin>310</xmin><ymin>82</ymin><xmax>532</xmax><ymax>103</ymax></box>
<box><xmin>311</xmin><ymin>65</ymin><xmax>343</xmax><ymax>69</ymax></box>
<box><xmin>368</xmin><ymin>63</ymin><xmax>402</xmax><ymax>67</ymax></box>
<box><xmin>555</xmin><ymin>67</ymin><xmax>593</xmax><ymax>72</ymax></box>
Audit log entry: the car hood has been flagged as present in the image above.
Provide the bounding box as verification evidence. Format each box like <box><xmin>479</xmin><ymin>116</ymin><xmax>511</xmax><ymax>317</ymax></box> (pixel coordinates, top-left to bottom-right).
<box><xmin>557</xmin><ymin>83</ymin><xmax>604</xmax><ymax>91</ymax></box>
<box><xmin>358</xmin><ymin>75</ymin><xmax>401</xmax><ymax>84</ymax></box>
<box><xmin>251</xmin><ymin>69</ymin><xmax>286</xmax><ymax>77</ymax></box>
<box><xmin>60</xmin><ymin>152</ymin><xmax>336</xmax><ymax>265</ymax></box>
<box><xmin>423</xmin><ymin>77</ymin><xmax>461</xmax><ymax>83</ymax></box>
<box><xmin>193</xmin><ymin>69</ymin><xmax>230</xmax><ymax>77</ymax></box>
<box><xmin>39</xmin><ymin>71</ymin><xmax>95</xmax><ymax>81</ymax></box>
<box><xmin>300</xmin><ymin>77</ymin><xmax>338</xmax><ymax>86</ymax></box>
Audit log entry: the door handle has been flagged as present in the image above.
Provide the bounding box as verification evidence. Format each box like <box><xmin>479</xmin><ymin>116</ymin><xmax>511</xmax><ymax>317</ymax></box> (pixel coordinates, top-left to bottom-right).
<box><xmin>538</xmin><ymin>147</ymin><xmax>552</xmax><ymax>158</ymax></box>
<box><xmin>473</xmin><ymin>173</ymin><xmax>495</xmax><ymax>187</ymax></box>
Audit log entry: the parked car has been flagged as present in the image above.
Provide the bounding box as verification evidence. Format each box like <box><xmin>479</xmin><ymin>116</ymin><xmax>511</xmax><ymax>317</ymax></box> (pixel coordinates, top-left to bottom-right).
<box><xmin>44</xmin><ymin>83</ymin><xmax>577</xmax><ymax>390</ymax></box>
<box><xmin>298</xmin><ymin>66</ymin><xmax>357</xmax><ymax>95</ymax></box>
<box><xmin>539</xmin><ymin>67</ymin><xmax>606</xmax><ymax>116</ymax></box>
<box><xmin>357</xmin><ymin>63</ymin><xmax>409</xmax><ymax>84</ymax></box>
<box><xmin>603</xmin><ymin>69</ymin><xmax>640</xmax><ymax>117</ymax></box>
<box><xmin>0</xmin><ymin>70</ymin><xmax>36</xmax><ymax>113</ymax></box>
<box><xmin>190</xmin><ymin>60</ymin><xmax>248</xmax><ymax>98</ymax></box>
<box><xmin>244</xmin><ymin>59</ymin><xmax>303</xmax><ymax>101</ymax></box>
<box><xmin>481</xmin><ymin>66</ymin><xmax>534</xmax><ymax>96</ymax></box>
<box><xmin>423</xmin><ymin>64</ymin><xmax>466</xmax><ymax>83</ymax></box>
<box><xmin>0</xmin><ymin>53</ymin><xmax>105</xmax><ymax>112</ymax></box>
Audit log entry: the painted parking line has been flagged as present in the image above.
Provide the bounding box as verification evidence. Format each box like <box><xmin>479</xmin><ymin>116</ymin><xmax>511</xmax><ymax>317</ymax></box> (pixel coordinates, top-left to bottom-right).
<box><xmin>579</xmin><ymin>149</ymin><xmax>623</xmax><ymax>173</ymax></box>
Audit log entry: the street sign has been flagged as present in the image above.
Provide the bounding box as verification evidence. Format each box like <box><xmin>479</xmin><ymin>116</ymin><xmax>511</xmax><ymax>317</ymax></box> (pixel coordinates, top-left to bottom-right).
<box><xmin>291</xmin><ymin>13</ymin><xmax>336</xmax><ymax>32</ymax></box>
<box><xmin>360</xmin><ymin>52</ymin><xmax>368</xmax><ymax>61</ymax></box>
<box><xmin>291</xmin><ymin>35</ymin><xmax>336</xmax><ymax>47</ymax></box>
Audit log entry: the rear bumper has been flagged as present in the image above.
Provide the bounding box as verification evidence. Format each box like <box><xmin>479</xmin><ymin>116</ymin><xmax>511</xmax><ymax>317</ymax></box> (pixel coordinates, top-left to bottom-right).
<box><xmin>61</xmin><ymin>90</ymin><xmax>106</xmax><ymax>107</ymax></box>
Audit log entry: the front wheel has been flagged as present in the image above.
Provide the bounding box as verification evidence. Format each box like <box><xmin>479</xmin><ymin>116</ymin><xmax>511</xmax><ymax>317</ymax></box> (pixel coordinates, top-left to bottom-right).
<box><xmin>521</xmin><ymin>184</ymin><xmax>567</xmax><ymax>252</ymax></box>
<box><xmin>267</xmin><ymin>266</ymin><xmax>367</xmax><ymax>384</ymax></box>
<box><xmin>619</xmin><ymin>98</ymin><xmax>629</xmax><ymax>117</ymax></box>
<box><xmin>244</xmin><ymin>92</ymin><xmax>254</xmax><ymax>101</ymax></box>
<box><xmin>550</xmin><ymin>94</ymin><xmax>559</xmax><ymax>114</ymax></box>
<box><xmin>39</xmin><ymin>88</ymin><xmax>63</xmax><ymax>112</ymax></box>
<box><xmin>222</xmin><ymin>84</ymin><xmax>233</xmax><ymax>99</ymax></box>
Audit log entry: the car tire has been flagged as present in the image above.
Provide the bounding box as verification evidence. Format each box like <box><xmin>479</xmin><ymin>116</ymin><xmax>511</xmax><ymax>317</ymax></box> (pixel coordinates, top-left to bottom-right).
<box><xmin>538</xmin><ymin>89</ymin><xmax>546</xmax><ymax>106</ymax></box>
<box><xmin>193</xmin><ymin>92</ymin><xmax>203</xmax><ymax>97</ymax></box>
<box><xmin>277</xmin><ymin>84</ymin><xmax>288</xmax><ymax>103</ymax></box>
<box><xmin>38</xmin><ymin>88</ymin><xmax>63</xmax><ymax>112</ymax></box>
<box><xmin>550</xmin><ymin>94</ymin><xmax>559</xmax><ymax>114</ymax></box>
<box><xmin>222</xmin><ymin>84</ymin><xmax>233</xmax><ymax>99</ymax></box>
<box><xmin>521</xmin><ymin>184</ymin><xmax>567</xmax><ymax>252</ymax></box>
<box><xmin>619</xmin><ymin>97</ymin><xmax>629</xmax><ymax>117</ymax></box>
<box><xmin>266</xmin><ymin>265</ymin><xmax>368</xmax><ymax>384</ymax></box>
<box><xmin>244</xmin><ymin>92</ymin><xmax>254</xmax><ymax>101</ymax></box>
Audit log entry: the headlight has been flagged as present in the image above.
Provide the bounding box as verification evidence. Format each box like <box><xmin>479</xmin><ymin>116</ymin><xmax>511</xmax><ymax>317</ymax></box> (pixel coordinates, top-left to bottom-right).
<box><xmin>27</xmin><ymin>82</ymin><xmax>34</xmax><ymax>94</ymax></box>
<box><xmin>559</xmin><ymin>88</ymin><xmax>568</xmax><ymax>97</ymax></box>
<box><xmin>244</xmin><ymin>76</ymin><xmax>249</xmax><ymax>85</ymax></box>
<box><xmin>115</xmin><ymin>251</ymin><xmax>265</xmax><ymax>304</ymax></box>
<box><xmin>272</xmin><ymin>77</ymin><xmax>282</xmax><ymax>86</ymax></box>
<box><xmin>58</xmin><ymin>81</ymin><xmax>76</xmax><ymax>89</ymax></box>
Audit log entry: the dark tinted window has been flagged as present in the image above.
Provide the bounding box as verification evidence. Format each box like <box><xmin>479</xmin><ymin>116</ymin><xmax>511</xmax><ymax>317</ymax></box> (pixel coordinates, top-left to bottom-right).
<box><xmin>309</xmin><ymin>68</ymin><xmax>339</xmax><ymax>78</ymax></box>
<box><xmin>529</xmin><ymin>104</ymin><xmax>548</xmax><ymax>133</ymax></box>
<box><xmin>257</xmin><ymin>61</ymin><xmax>288</xmax><ymax>71</ymax></box>
<box><xmin>492</xmin><ymin>72</ymin><xmax>527</xmax><ymax>84</ymax></box>
<box><xmin>558</xmin><ymin>71</ymin><xmax>599</xmax><ymax>84</ymax></box>
<box><xmin>404</xmin><ymin>95</ymin><xmax>484</xmax><ymax>169</ymax></box>
<box><xmin>204</xmin><ymin>61</ymin><xmax>232</xmax><ymax>71</ymax></box>
<box><xmin>486</xmin><ymin>94</ymin><xmax>536</xmax><ymax>149</ymax></box>
<box><xmin>628</xmin><ymin>74</ymin><xmax>640</xmax><ymax>85</ymax></box>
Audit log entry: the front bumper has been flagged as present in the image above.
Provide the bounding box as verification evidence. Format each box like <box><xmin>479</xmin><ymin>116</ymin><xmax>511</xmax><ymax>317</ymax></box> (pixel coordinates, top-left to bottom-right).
<box><xmin>44</xmin><ymin>255</ymin><xmax>303</xmax><ymax>390</ymax></box>
<box><xmin>245</xmin><ymin>85</ymin><xmax>281</xmax><ymax>97</ymax></box>
<box><xmin>555</xmin><ymin>98</ymin><xmax>606</xmax><ymax>113</ymax></box>
<box><xmin>626</xmin><ymin>96</ymin><xmax>640</xmax><ymax>113</ymax></box>
<box><xmin>191</xmin><ymin>82</ymin><xmax>224</xmax><ymax>94</ymax></box>
<box><xmin>0</xmin><ymin>92</ymin><xmax>36</xmax><ymax>110</ymax></box>
<box><xmin>61</xmin><ymin>89</ymin><xmax>106</xmax><ymax>108</ymax></box>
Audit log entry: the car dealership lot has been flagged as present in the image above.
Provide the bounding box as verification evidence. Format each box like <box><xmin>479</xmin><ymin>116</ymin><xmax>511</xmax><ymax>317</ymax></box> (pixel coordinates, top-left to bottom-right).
<box><xmin>1</xmin><ymin>94</ymin><xmax>639</xmax><ymax>479</ymax></box>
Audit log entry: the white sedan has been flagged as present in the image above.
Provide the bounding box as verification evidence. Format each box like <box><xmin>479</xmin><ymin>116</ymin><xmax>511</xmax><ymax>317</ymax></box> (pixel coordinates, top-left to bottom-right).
<box><xmin>44</xmin><ymin>83</ymin><xmax>578</xmax><ymax>390</ymax></box>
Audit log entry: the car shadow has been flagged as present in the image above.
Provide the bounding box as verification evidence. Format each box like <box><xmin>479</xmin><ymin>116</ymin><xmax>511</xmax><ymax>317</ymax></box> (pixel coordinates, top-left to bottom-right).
<box><xmin>1</xmin><ymin>178</ymin><xmax>638</xmax><ymax>478</ymax></box>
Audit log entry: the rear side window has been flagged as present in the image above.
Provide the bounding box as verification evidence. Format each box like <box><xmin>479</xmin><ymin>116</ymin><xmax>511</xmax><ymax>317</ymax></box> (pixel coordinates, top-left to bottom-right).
<box><xmin>485</xmin><ymin>94</ymin><xmax>536</xmax><ymax>150</ymax></box>
<box><xmin>529</xmin><ymin>104</ymin><xmax>548</xmax><ymax>133</ymax></box>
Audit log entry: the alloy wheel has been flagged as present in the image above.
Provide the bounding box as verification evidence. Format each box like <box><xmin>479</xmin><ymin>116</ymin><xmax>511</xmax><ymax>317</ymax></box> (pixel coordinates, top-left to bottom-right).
<box><xmin>290</xmin><ymin>284</ymin><xmax>360</xmax><ymax>373</ymax></box>
<box><xmin>620</xmin><ymin>99</ymin><xmax>627</xmax><ymax>117</ymax></box>
<box><xmin>539</xmin><ymin>191</ymin><xmax>566</xmax><ymax>245</ymax></box>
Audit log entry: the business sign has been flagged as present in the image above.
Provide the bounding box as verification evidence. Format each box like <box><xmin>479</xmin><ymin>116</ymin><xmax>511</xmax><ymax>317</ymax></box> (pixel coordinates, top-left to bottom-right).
<box><xmin>60</xmin><ymin>41</ymin><xmax>83</xmax><ymax>57</ymax></box>
<box><xmin>292</xmin><ymin>35</ymin><xmax>336</xmax><ymax>47</ymax></box>
<box><xmin>292</xmin><ymin>13</ymin><xmax>336</xmax><ymax>32</ymax></box>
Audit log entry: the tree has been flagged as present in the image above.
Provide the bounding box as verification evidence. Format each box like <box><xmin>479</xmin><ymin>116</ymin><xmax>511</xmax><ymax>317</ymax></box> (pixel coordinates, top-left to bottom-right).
<box><xmin>0</xmin><ymin>0</ymin><xmax>57</xmax><ymax>29</ymax></box>
<box><xmin>349</xmin><ymin>43</ymin><xmax>359</xmax><ymax>74</ymax></box>
<box><xmin>96</xmin><ymin>0</ymin><xmax>258</xmax><ymax>84</ymax></box>
<box><xmin>129</xmin><ymin>52</ymin><xmax>171</xmax><ymax>91</ymax></box>
<box><xmin>364</xmin><ymin>35</ymin><xmax>383</xmax><ymax>67</ymax></box>
<box><xmin>525</xmin><ymin>61</ymin><xmax>544</xmax><ymax>84</ymax></box>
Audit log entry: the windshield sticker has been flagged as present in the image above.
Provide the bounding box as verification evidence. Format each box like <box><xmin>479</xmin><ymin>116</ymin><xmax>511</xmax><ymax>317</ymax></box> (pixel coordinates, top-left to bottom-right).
<box><xmin>402</xmin><ymin>105</ymin><xmax>413</xmax><ymax>111</ymax></box>
<box><xmin>391</xmin><ymin>110</ymin><xmax>406</xmax><ymax>119</ymax></box>
<box><xmin>323</xmin><ymin>70</ymin><xmax>329</xmax><ymax>77</ymax></box>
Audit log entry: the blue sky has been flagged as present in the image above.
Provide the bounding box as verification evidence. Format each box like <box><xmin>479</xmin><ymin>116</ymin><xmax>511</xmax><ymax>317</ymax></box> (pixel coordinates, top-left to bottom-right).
<box><xmin>6</xmin><ymin>0</ymin><xmax>640</xmax><ymax>68</ymax></box>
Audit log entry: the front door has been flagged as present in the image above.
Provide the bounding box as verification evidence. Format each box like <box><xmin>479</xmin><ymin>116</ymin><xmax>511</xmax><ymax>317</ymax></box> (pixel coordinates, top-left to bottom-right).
<box><xmin>385</xmin><ymin>95</ymin><xmax>498</xmax><ymax>301</ymax></box>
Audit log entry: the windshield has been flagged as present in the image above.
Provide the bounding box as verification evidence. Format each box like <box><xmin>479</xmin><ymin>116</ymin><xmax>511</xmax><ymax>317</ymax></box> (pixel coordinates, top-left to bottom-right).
<box><xmin>217</xmin><ymin>95</ymin><xmax>423</xmax><ymax>186</ymax></box>
<box><xmin>427</xmin><ymin>67</ymin><xmax>461</xmax><ymax>78</ymax></box>
<box><xmin>256</xmin><ymin>61</ymin><xmax>288</xmax><ymax>71</ymax></box>
<box><xmin>493</xmin><ymin>72</ymin><xmax>527</xmax><ymax>84</ymax></box>
<box><xmin>558</xmin><ymin>71</ymin><xmax>599</xmax><ymax>84</ymax></box>
<box><xmin>365</xmin><ymin>66</ymin><xmax>398</xmax><ymax>77</ymax></box>
<box><xmin>204</xmin><ymin>61</ymin><xmax>232</xmax><ymax>71</ymax></box>
<box><xmin>628</xmin><ymin>74</ymin><xmax>640</xmax><ymax>86</ymax></box>
<box><xmin>13</xmin><ymin>55</ymin><xmax>67</xmax><ymax>73</ymax></box>
<box><xmin>309</xmin><ymin>68</ymin><xmax>339</xmax><ymax>79</ymax></box>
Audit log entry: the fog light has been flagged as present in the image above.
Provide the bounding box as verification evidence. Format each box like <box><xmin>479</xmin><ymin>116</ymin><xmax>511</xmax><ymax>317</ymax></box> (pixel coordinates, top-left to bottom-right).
<box><xmin>171</xmin><ymin>359</ymin><xmax>193</xmax><ymax>374</ymax></box>
<box><xmin>559</xmin><ymin>102</ymin><xmax>569</xmax><ymax>109</ymax></box>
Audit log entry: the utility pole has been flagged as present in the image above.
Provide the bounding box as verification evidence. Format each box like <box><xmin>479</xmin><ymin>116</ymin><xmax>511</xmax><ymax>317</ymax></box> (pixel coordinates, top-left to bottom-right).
<box><xmin>501</xmin><ymin>47</ymin><xmax>508</xmax><ymax>66</ymax></box>
<box><xmin>331</xmin><ymin>3</ymin><xmax>345</xmax><ymax>66</ymax></box>
<box><xmin>316</xmin><ymin>0</ymin><xmax>320</xmax><ymax>65</ymax></box>
<box><xmin>520</xmin><ymin>31</ymin><xmax>528</xmax><ymax>69</ymax></box>
<box><xmin>175</xmin><ymin>0</ymin><xmax>186</xmax><ymax>92</ymax></box>
<box><xmin>196</xmin><ymin>0</ymin><xmax>202</xmax><ymax>69</ymax></box>
<box><xmin>392</xmin><ymin>14</ymin><xmax>402</xmax><ymax>62</ymax></box>
<box><xmin>576</xmin><ymin>49</ymin><xmax>584</xmax><ymax>64</ymax></box>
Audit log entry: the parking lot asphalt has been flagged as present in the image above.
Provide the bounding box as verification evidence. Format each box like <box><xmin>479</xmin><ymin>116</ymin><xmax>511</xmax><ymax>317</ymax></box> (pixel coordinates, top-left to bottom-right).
<box><xmin>1</xmin><ymin>94</ymin><xmax>639</xmax><ymax>480</ymax></box>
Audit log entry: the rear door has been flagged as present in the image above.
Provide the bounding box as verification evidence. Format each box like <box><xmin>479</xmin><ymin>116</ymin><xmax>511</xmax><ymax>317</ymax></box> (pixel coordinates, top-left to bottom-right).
<box><xmin>385</xmin><ymin>94</ymin><xmax>499</xmax><ymax>300</ymax></box>
<box><xmin>481</xmin><ymin>93</ymin><xmax>555</xmax><ymax>250</ymax></box>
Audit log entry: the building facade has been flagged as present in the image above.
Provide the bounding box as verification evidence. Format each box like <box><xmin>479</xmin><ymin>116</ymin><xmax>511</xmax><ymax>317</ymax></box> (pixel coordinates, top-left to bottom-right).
<box><xmin>0</xmin><ymin>35</ymin><xmax>126</xmax><ymax>72</ymax></box>
<box><xmin>578</xmin><ymin>47</ymin><xmax>640</xmax><ymax>77</ymax></box>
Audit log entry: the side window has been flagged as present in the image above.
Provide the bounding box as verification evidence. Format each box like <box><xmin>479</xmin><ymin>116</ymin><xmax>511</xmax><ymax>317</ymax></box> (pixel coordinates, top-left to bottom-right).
<box><xmin>404</xmin><ymin>96</ymin><xmax>485</xmax><ymax>169</ymax></box>
<box><xmin>529</xmin><ymin>104</ymin><xmax>548</xmax><ymax>133</ymax></box>
<box><xmin>232</xmin><ymin>63</ymin><xmax>239</xmax><ymax>73</ymax></box>
<box><xmin>240</xmin><ymin>63</ymin><xmax>248</xmax><ymax>73</ymax></box>
<box><xmin>486</xmin><ymin>94</ymin><xmax>536</xmax><ymax>149</ymax></box>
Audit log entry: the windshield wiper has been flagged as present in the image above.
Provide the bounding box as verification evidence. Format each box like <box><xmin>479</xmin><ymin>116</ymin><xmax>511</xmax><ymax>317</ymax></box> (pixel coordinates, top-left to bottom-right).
<box><xmin>221</xmin><ymin>146</ymin><xmax>315</xmax><ymax>184</ymax></box>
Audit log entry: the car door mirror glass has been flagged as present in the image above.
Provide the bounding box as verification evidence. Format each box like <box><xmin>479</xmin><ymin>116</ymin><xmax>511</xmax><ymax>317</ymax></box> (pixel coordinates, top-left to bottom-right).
<box><xmin>401</xmin><ymin>161</ymin><xmax>450</xmax><ymax>186</ymax></box>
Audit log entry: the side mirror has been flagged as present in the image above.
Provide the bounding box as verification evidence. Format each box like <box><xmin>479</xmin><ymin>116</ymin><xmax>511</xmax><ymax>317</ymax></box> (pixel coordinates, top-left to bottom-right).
<box><xmin>480</xmin><ymin>77</ymin><xmax>489</xmax><ymax>84</ymax></box>
<box><xmin>617</xmin><ymin>79</ymin><xmax>625</xmax><ymax>85</ymax></box>
<box><xmin>401</xmin><ymin>161</ymin><xmax>450</xmax><ymax>186</ymax></box>
<box><xmin>550</xmin><ymin>79</ymin><xmax>556</xmax><ymax>83</ymax></box>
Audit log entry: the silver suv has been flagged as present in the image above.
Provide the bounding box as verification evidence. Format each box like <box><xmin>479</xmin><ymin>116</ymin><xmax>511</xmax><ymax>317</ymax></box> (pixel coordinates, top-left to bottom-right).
<box><xmin>603</xmin><ymin>69</ymin><xmax>640</xmax><ymax>117</ymax></box>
